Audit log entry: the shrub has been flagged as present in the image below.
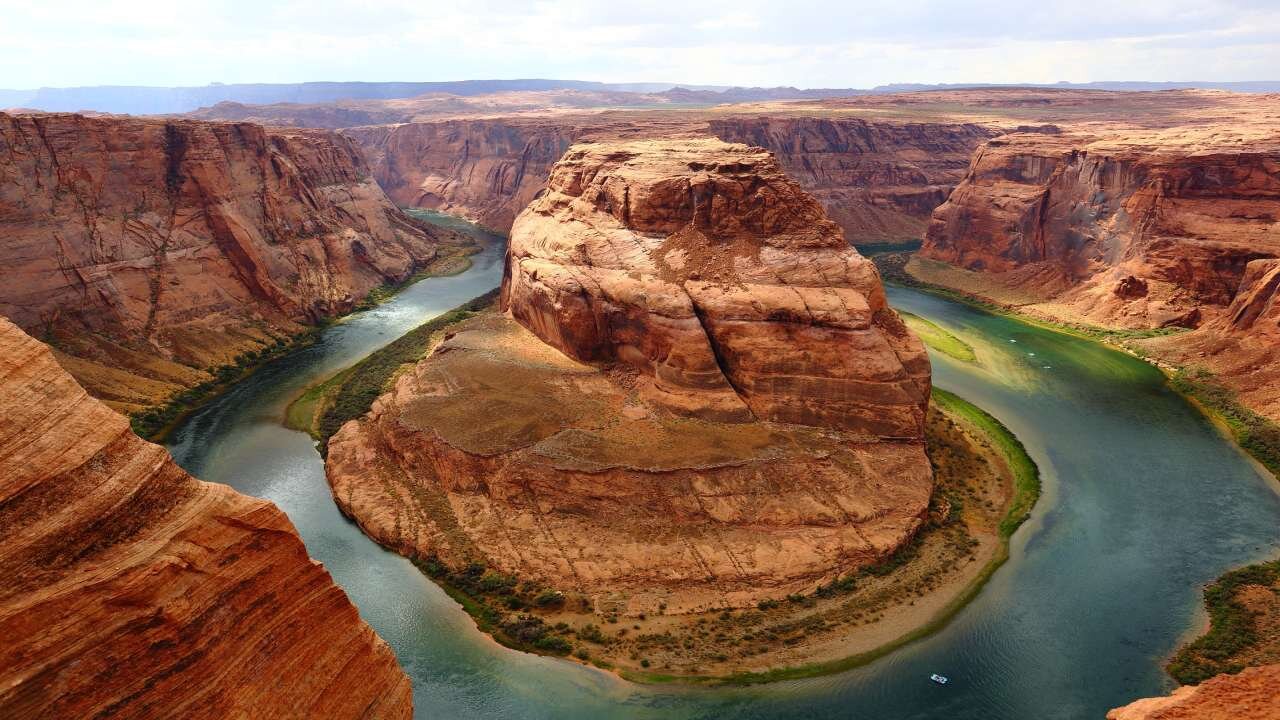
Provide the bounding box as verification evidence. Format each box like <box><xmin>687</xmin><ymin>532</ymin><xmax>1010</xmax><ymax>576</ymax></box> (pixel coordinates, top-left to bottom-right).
<box><xmin>533</xmin><ymin>589</ymin><xmax>566</xmax><ymax>609</ymax></box>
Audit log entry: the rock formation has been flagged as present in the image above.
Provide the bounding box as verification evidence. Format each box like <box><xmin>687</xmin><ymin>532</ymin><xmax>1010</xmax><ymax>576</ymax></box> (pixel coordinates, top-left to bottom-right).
<box><xmin>502</xmin><ymin>138</ymin><xmax>931</xmax><ymax>434</ymax></box>
<box><xmin>921</xmin><ymin>131</ymin><xmax>1280</xmax><ymax>328</ymax></box>
<box><xmin>343</xmin><ymin>115</ymin><xmax>993</xmax><ymax>245</ymax></box>
<box><xmin>344</xmin><ymin>119</ymin><xmax>585</xmax><ymax>232</ymax></box>
<box><xmin>706</xmin><ymin>117</ymin><xmax>995</xmax><ymax>243</ymax></box>
<box><xmin>0</xmin><ymin>111</ymin><xmax>463</xmax><ymax>414</ymax></box>
<box><xmin>0</xmin><ymin>316</ymin><xmax>411</xmax><ymax>719</ymax></box>
<box><xmin>1106</xmin><ymin>665</ymin><xmax>1280</xmax><ymax>720</ymax></box>
<box><xmin>917</xmin><ymin>116</ymin><xmax>1280</xmax><ymax>420</ymax></box>
<box><xmin>327</xmin><ymin>139</ymin><xmax>932</xmax><ymax>614</ymax></box>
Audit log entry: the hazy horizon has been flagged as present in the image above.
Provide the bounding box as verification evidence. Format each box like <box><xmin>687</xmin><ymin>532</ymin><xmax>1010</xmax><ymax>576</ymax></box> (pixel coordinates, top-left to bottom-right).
<box><xmin>4</xmin><ymin>0</ymin><xmax>1278</xmax><ymax>89</ymax></box>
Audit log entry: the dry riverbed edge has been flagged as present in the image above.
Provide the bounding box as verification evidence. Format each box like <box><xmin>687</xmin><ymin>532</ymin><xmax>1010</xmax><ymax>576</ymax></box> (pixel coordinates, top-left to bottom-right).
<box><xmin>292</xmin><ymin>292</ymin><xmax>1041</xmax><ymax>684</ymax></box>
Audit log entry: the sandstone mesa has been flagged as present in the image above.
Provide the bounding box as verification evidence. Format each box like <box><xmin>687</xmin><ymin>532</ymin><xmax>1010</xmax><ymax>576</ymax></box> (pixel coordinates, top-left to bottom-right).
<box><xmin>326</xmin><ymin>138</ymin><xmax>934</xmax><ymax>615</ymax></box>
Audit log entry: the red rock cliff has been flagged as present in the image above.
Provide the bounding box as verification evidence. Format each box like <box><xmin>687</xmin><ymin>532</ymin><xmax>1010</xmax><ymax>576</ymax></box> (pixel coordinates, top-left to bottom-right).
<box><xmin>502</xmin><ymin>138</ymin><xmax>931</xmax><ymax>435</ymax></box>
<box><xmin>1107</xmin><ymin>665</ymin><xmax>1280</xmax><ymax>720</ymax></box>
<box><xmin>706</xmin><ymin>117</ymin><xmax>995</xmax><ymax>243</ymax></box>
<box><xmin>921</xmin><ymin>132</ymin><xmax>1280</xmax><ymax>328</ymax></box>
<box><xmin>918</xmin><ymin>127</ymin><xmax>1280</xmax><ymax>420</ymax></box>
<box><xmin>0</xmin><ymin>316</ymin><xmax>411</xmax><ymax>719</ymax></box>
<box><xmin>342</xmin><ymin>115</ymin><xmax>994</xmax><ymax>246</ymax></box>
<box><xmin>344</xmin><ymin>119</ymin><xmax>584</xmax><ymax>231</ymax></box>
<box><xmin>0</xmin><ymin>112</ymin><xmax>459</xmax><ymax>414</ymax></box>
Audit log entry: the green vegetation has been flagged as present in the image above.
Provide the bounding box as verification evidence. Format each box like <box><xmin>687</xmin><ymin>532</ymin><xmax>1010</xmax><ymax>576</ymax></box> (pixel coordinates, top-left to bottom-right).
<box><xmin>130</xmin><ymin>327</ymin><xmax>323</xmax><ymax>441</ymax></box>
<box><xmin>416</xmin><ymin>555</ymin><xmax>581</xmax><ymax>658</ymax></box>
<box><xmin>1170</xmin><ymin>367</ymin><xmax>1280</xmax><ymax>479</ymax></box>
<box><xmin>932</xmin><ymin>388</ymin><xmax>1041</xmax><ymax>538</ymax></box>
<box><xmin>1167</xmin><ymin>559</ymin><xmax>1280</xmax><ymax>685</ymax></box>
<box><xmin>899</xmin><ymin>311</ymin><xmax>977</xmax><ymax>363</ymax></box>
<box><xmin>296</xmin><ymin>289</ymin><xmax>500</xmax><ymax>448</ymax></box>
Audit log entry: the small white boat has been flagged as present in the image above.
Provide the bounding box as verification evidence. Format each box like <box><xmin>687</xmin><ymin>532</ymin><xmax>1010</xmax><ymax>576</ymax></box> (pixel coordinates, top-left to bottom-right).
<box><xmin>930</xmin><ymin>673</ymin><xmax>949</xmax><ymax>685</ymax></box>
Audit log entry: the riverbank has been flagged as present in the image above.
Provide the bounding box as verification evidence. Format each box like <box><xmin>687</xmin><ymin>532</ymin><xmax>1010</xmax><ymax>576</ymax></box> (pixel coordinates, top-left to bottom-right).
<box><xmin>874</xmin><ymin>251</ymin><xmax>1280</xmax><ymax>483</ymax></box>
<box><xmin>285</xmin><ymin>289</ymin><xmax>500</xmax><ymax>447</ymax></box>
<box><xmin>1166</xmin><ymin>559</ymin><xmax>1280</xmax><ymax>685</ymax></box>
<box><xmin>132</xmin><ymin>242</ymin><xmax>480</xmax><ymax>443</ymax></box>
<box><xmin>876</xmin><ymin>250</ymin><xmax>1280</xmax><ymax>697</ymax></box>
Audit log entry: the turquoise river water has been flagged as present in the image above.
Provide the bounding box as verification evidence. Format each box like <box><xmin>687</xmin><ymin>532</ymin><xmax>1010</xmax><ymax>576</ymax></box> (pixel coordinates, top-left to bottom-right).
<box><xmin>166</xmin><ymin>215</ymin><xmax>1279</xmax><ymax>719</ymax></box>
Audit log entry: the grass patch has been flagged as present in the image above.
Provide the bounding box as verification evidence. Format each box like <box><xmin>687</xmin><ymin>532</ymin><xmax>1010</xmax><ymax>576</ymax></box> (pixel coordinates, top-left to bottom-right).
<box><xmin>899</xmin><ymin>311</ymin><xmax>976</xmax><ymax>363</ymax></box>
<box><xmin>1170</xmin><ymin>367</ymin><xmax>1280</xmax><ymax>479</ymax></box>
<box><xmin>302</xmin><ymin>289</ymin><xmax>501</xmax><ymax>447</ymax></box>
<box><xmin>931</xmin><ymin>389</ymin><xmax>1041</xmax><ymax>538</ymax></box>
<box><xmin>415</xmin><ymin>555</ymin><xmax>581</xmax><ymax>658</ymax></box>
<box><xmin>1166</xmin><ymin>559</ymin><xmax>1280</xmax><ymax>685</ymax></box>
<box><xmin>130</xmin><ymin>326</ymin><xmax>324</xmax><ymax>441</ymax></box>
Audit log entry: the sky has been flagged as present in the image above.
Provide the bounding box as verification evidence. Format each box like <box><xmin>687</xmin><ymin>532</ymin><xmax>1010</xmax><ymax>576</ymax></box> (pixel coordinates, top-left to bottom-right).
<box><xmin>3</xmin><ymin>0</ymin><xmax>1278</xmax><ymax>89</ymax></box>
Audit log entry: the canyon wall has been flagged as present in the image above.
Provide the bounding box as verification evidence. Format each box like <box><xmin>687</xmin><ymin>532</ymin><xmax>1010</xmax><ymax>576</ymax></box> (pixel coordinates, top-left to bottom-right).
<box><xmin>706</xmin><ymin>117</ymin><xmax>995</xmax><ymax>243</ymax></box>
<box><xmin>0</xmin><ymin>112</ymin><xmax>461</xmax><ymax>414</ymax></box>
<box><xmin>918</xmin><ymin>129</ymin><xmax>1280</xmax><ymax>420</ymax></box>
<box><xmin>921</xmin><ymin>132</ymin><xmax>1280</xmax><ymax>328</ymax></box>
<box><xmin>343</xmin><ymin>115</ymin><xmax>994</xmax><ymax>244</ymax></box>
<box><xmin>343</xmin><ymin>119</ymin><xmax>586</xmax><ymax>232</ymax></box>
<box><xmin>327</xmin><ymin>139</ymin><xmax>933</xmax><ymax>614</ymax></box>
<box><xmin>0</xmin><ymin>316</ymin><xmax>411</xmax><ymax>719</ymax></box>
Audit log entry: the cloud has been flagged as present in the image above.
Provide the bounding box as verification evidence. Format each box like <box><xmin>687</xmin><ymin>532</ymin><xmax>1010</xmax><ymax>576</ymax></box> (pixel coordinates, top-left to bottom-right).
<box><xmin>1</xmin><ymin>0</ymin><xmax>1276</xmax><ymax>88</ymax></box>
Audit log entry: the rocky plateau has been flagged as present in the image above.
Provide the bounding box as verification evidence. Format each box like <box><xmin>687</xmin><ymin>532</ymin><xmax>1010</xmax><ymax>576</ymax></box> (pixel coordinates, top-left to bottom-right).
<box><xmin>1107</xmin><ymin>665</ymin><xmax>1280</xmax><ymax>720</ymax></box>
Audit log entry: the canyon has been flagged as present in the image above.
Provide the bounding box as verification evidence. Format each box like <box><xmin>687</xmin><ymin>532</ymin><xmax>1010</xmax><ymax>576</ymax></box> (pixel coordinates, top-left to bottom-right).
<box><xmin>0</xmin><ymin>111</ymin><xmax>468</xmax><ymax>417</ymax></box>
<box><xmin>3</xmin><ymin>82</ymin><xmax>1277</xmax><ymax>713</ymax></box>
<box><xmin>341</xmin><ymin>114</ymin><xmax>994</xmax><ymax>245</ymax></box>
<box><xmin>0</xmin><ymin>315</ymin><xmax>411</xmax><ymax>719</ymax></box>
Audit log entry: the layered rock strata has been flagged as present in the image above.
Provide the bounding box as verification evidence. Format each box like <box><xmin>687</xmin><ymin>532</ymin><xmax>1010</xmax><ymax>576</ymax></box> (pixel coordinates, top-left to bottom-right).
<box><xmin>706</xmin><ymin>117</ymin><xmax>995</xmax><ymax>243</ymax></box>
<box><xmin>918</xmin><ymin>125</ymin><xmax>1280</xmax><ymax>420</ymax></box>
<box><xmin>1107</xmin><ymin>665</ymin><xmax>1280</xmax><ymax>720</ymax></box>
<box><xmin>344</xmin><ymin>115</ymin><xmax>993</xmax><ymax>244</ymax></box>
<box><xmin>327</xmin><ymin>139</ymin><xmax>932</xmax><ymax>614</ymax></box>
<box><xmin>0</xmin><ymin>112</ymin><xmax>460</xmax><ymax>413</ymax></box>
<box><xmin>0</xmin><ymin>316</ymin><xmax>411</xmax><ymax>719</ymax></box>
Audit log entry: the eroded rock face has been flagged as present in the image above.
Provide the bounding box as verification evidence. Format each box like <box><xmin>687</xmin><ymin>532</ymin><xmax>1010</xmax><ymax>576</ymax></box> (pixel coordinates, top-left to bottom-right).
<box><xmin>503</xmin><ymin>138</ymin><xmax>931</xmax><ymax>435</ymax></box>
<box><xmin>706</xmin><ymin>117</ymin><xmax>995</xmax><ymax>243</ymax></box>
<box><xmin>343</xmin><ymin>115</ymin><xmax>995</xmax><ymax>246</ymax></box>
<box><xmin>0</xmin><ymin>316</ymin><xmax>411</xmax><ymax>719</ymax></box>
<box><xmin>1106</xmin><ymin>665</ymin><xmax>1280</xmax><ymax>720</ymax></box>
<box><xmin>922</xmin><ymin>133</ymin><xmax>1280</xmax><ymax>328</ymax></box>
<box><xmin>344</xmin><ymin>119</ymin><xmax>583</xmax><ymax>232</ymax></box>
<box><xmin>328</xmin><ymin>139</ymin><xmax>933</xmax><ymax>614</ymax></box>
<box><xmin>918</xmin><ymin>128</ymin><xmax>1280</xmax><ymax>420</ymax></box>
<box><xmin>0</xmin><ymin>112</ymin><xmax>457</xmax><ymax>413</ymax></box>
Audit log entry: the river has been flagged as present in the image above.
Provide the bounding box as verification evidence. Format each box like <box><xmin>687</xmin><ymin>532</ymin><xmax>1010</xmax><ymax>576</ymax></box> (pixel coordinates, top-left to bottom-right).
<box><xmin>166</xmin><ymin>215</ymin><xmax>1280</xmax><ymax>719</ymax></box>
